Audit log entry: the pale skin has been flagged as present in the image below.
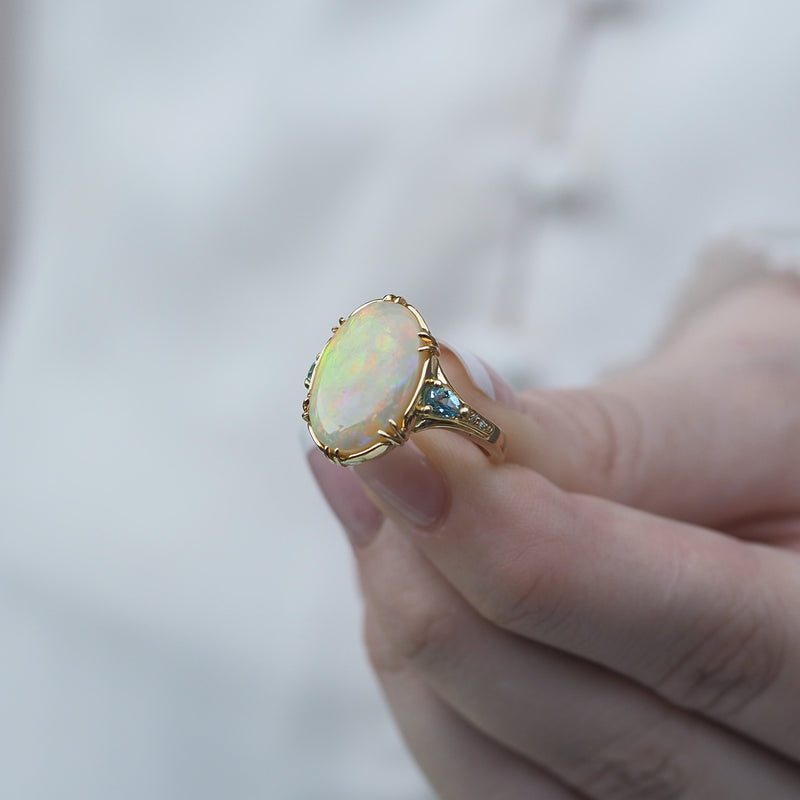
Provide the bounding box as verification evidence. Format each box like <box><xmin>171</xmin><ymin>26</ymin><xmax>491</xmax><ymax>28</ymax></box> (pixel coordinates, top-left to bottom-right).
<box><xmin>308</xmin><ymin>276</ymin><xmax>800</xmax><ymax>799</ymax></box>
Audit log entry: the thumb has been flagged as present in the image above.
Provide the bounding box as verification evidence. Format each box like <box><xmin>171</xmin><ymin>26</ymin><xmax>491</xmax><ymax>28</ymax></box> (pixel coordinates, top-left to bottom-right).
<box><xmin>443</xmin><ymin>282</ymin><xmax>800</xmax><ymax>529</ymax></box>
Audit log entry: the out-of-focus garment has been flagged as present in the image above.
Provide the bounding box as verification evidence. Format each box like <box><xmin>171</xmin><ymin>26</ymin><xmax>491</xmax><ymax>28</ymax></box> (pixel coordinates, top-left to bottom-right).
<box><xmin>0</xmin><ymin>2</ymin><xmax>799</xmax><ymax>798</ymax></box>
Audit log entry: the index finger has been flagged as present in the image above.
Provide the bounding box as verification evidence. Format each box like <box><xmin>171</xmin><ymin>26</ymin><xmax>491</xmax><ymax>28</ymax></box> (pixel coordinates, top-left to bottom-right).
<box><xmin>354</xmin><ymin>432</ymin><xmax>800</xmax><ymax>763</ymax></box>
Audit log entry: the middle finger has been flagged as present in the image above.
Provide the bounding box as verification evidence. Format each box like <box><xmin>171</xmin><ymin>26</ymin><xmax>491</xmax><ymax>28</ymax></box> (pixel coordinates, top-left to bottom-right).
<box><xmin>359</xmin><ymin>517</ymin><xmax>800</xmax><ymax>800</ymax></box>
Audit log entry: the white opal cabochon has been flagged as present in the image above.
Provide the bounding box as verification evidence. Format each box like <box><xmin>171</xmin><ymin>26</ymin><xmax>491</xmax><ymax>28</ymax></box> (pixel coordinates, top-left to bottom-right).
<box><xmin>308</xmin><ymin>301</ymin><xmax>426</xmax><ymax>457</ymax></box>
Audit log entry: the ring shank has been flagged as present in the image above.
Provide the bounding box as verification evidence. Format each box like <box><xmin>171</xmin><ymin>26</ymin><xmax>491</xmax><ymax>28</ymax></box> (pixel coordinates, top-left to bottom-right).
<box><xmin>412</xmin><ymin>364</ymin><xmax>505</xmax><ymax>464</ymax></box>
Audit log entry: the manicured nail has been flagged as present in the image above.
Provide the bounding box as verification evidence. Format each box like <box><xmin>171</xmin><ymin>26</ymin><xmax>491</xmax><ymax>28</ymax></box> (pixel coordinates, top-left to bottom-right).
<box><xmin>307</xmin><ymin>448</ymin><xmax>384</xmax><ymax>548</ymax></box>
<box><xmin>355</xmin><ymin>442</ymin><xmax>447</xmax><ymax>528</ymax></box>
<box><xmin>440</xmin><ymin>340</ymin><xmax>497</xmax><ymax>399</ymax></box>
<box><xmin>440</xmin><ymin>341</ymin><xmax>518</xmax><ymax>408</ymax></box>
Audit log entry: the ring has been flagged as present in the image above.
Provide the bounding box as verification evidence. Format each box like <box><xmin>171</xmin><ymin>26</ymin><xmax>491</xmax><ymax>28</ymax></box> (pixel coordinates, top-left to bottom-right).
<box><xmin>302</xmin><ymin>294</ymin><xmax>505</xmax><ymax>466</ymax></box>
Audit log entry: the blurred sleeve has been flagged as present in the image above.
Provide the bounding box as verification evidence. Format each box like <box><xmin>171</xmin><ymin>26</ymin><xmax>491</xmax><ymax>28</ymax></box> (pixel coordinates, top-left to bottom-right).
<box><xmin>0</xmin><ymin>0</ymin><xmax>19</xmax><ymax>285</ymax></box>
<box><xmin>658</xmin><ymin>230</ymin><xmax>800</xmax><ymax>344</ymax></box>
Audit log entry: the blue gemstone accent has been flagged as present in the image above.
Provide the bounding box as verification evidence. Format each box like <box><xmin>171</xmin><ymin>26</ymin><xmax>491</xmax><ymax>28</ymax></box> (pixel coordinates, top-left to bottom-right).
<box><xmin>424</xmin><ymin>385</ymin><xmax>461</xmax><ymax>418</ymax></box>
<box><xmin>306</xmin><ymin>355</ymin><xmax>319</xmax><ymax>385</ymax></box>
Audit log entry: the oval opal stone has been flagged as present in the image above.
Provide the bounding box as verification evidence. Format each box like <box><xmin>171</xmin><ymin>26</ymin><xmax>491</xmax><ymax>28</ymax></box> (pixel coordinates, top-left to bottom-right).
<box><xmin>309</xmin><ymin>301</ymin><xmax>425</xmax><ymax>456</ymax></box>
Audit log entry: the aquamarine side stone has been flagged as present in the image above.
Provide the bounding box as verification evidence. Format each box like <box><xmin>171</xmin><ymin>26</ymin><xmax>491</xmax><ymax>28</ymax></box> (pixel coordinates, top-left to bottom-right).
<box><xmin>306</xmin><ymin>356</ymin><xmax>319</xmax><ymax>385</ymax></box>
<box><xmin>423</xmin><ymin>385</ymin><xmax>461</xmax><ymax>418</ymax></box>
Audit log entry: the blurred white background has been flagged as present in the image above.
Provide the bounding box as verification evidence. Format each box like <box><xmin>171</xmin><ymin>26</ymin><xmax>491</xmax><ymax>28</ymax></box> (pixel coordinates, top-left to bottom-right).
<box><xmin>1</xmin><ymin>1</ymin><xmax>799</xmax><ymax>798</ymax></box>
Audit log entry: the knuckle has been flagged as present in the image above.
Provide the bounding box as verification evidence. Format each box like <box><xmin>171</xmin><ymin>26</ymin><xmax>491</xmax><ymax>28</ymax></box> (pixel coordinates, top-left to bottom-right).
<box><xmin>481</xmin><ymin>550</ymin><xmax>572</xmax><ymax>637</ymax></box>
<box><xmin>476</xmin><ymin>490</ymin><xmax>611</xmax><ymax>644</ymax></box>
<box><xmin>747</xmin><ymin>354</ymin><xmax>800</xmax><ymax>438</ymax></box>
<box><xmin>655</xmin><ymin>585</ymin><xmax>786</xmax><ymax>719</ymax></box>
<box><xmin>381</xmin><ymin>592</ymin><xmax>460</xmax><ymax>670</ymax></box>
<box><xmin>562</xmin><ymin>389</ymin><xmax>646</xmax><ymax>494</ymax></box>
<box><xmin>574</xmin><ymin>718</ymin><xmax>692</xmax><ymax>800</ymax></box>
<box><xmin>474</xmin><ymin>486</ymin><xmax>578</xmax><ymax>638</ymax></box>
<box><xmin>363</xmin><ymin>614</ymin><xmax>404</xmax><ymax>676</ymax></box>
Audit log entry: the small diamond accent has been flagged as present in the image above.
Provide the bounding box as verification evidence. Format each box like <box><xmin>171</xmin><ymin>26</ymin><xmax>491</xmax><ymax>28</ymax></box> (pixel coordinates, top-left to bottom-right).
<box><xmin>467</xmin><ymin>411</ymin><xmax>491</xmax><ymax>432</ymax></box>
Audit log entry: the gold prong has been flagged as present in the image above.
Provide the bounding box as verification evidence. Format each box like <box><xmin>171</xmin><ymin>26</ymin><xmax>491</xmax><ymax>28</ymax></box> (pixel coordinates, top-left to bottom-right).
<box><xmin>377</xmin><ymin>418</ymin><xmax>406</xmax><ymax>447</ymax></box>
<box><xmin>302</xmin><ymin>410</ymin><xmax>310</xmax><ymax>423</ymax></box>
<box><xmin>324</xmin><ymin>446</ymin><xmax>345</xmax><ymax>465</ymax></box>
<box><xmin>459</xmin><ymin>406</ymin><xmax>470</xmax><ymax>418</ymax></box>
<box><xmin>389</xmin><ymin>418</ymin><xmax>407</xmax><ymax>440</ymax></box>
<box><xmin>339</xmin><ymin>317</ymin><xmax>347</xmax><ymax>325</ymax></box>
<box><xmin>331</xmin><ymin>326</ymin><xmax>339</xmax><ymax>334</ymax></box>
<box><xmin>383</xmin><ymin>294</ymin><xmax>407</xmax><ymax>305</ymax></box>
<box><xmin>417</xmin><ymin>332</ymin><xmax>438</xmax><ymax>353</ymax></box>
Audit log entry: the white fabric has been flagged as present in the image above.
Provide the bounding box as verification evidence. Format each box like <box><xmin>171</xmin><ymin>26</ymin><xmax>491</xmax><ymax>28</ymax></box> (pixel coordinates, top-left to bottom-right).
<box><xmin>1</xmin><ymin>2</ymin><xmax>800</xmax><ymax>798</ymax></box>
<box><xmin>661</xmin><ymin>233</ymin><xmax>800</xmax><ymax>344</ymax></box>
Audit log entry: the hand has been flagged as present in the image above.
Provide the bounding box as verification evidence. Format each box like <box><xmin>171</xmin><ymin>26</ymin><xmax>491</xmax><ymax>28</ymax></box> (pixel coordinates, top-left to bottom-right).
<box><xmin>309</xmin><ymin>276</ymin><xmax>800</xmax><ymax>799</ymax></box>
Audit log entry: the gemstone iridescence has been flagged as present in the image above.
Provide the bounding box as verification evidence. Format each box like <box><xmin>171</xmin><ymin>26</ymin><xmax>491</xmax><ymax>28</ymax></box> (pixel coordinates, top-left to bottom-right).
<box><xmin>308</xmin><ymin>300</ymin><xmax>426</xmax><ymax>457</ymax></box>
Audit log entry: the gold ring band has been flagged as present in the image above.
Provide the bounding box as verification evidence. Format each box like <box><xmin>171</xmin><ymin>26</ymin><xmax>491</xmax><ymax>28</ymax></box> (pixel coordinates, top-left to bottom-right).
<box><xmin>302</xmin><ymin>295</ymin><xmax>505</xmax><ymax>466</ymax></box>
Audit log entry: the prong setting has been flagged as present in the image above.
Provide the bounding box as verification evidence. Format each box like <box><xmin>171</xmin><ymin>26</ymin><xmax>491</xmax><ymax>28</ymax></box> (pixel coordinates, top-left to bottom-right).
<box><xmin>377</xmin><ymin>418</ymin><xmax>407</xmax><ymax>447</ymax></box>
<box><xmin>302</xmin><ymin>294</ymin><xmax>503</xmax><ymax>465</ymax></box>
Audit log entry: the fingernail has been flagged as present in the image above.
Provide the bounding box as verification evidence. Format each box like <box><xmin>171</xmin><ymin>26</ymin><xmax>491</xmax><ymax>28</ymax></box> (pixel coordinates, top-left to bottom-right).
<box><xmin>440</xmin><ymin>340</ymin><xmax>497</xmax><ymax>399</ymax></box>
<box><xmin>307</xmin><ymin>448</ymin><xmax>384</xmax><ymax>548</ymax></box>
<box><xmin>440</xmin><ymin>341</ymin><xmax>518</xmax><ymax>408</ymax></box>
<box><xmin>355</xmin><ymin>442</ymin><xmax>447</xmax><ymax>528</ymax></box>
